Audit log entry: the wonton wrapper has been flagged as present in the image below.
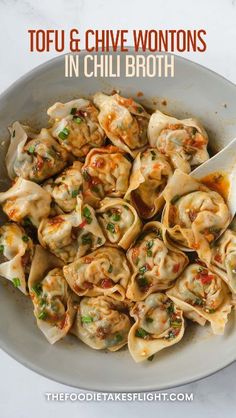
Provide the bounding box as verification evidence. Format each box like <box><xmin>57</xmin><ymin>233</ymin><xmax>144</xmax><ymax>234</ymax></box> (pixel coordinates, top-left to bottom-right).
<box><xmin>0</xmin><ymin>223</ymin><xmax>34</xmax><ymax>294</ymax></box>
<box><xmin>6</xmin><ymin>122</ymin><xmax>69</xmax><ymax>182</ymax></box>
<box><xmin>63</xmin><ymin>247</ymin><xmax>131</xmax><ymax>300</ymax></box>
<box><xmin>128</xmin><ymin>293</ymin><xmax>184</xmax><ymax>362</ymax></box>
<box><xmin>210</xmin><ymin>229</ymin><xmax>236</xmax><ymax>293</ymax></box>
<box><xmin>0</xmin><ymin>177</ymin><xmax>51</xmax><ymax>227</ymax></box>
<box><xmin>126</xmin><ymin>222</ymin><xmax>188</xmax><ymax>301</ymax></box>
<box><xmin>72</xmin><ymin>296</ymin><xmax>131</xmax><ymax>351</ymax></box>
<box><xmin>125</xmin><ymin>148</ymin><xmax>173</xmax><ymax>219</ymax></box>
<box><xmin>48</xmin><ymin>98</ymin><xmax>105</xmax><ymax>158</ymax></box>
<box><xmin>148</xmin><ymin>110</ymin><xmax>209</xmax><ymax>173</ymax></box>
<box><xmin>167</xmin><ymin>263</ymin><xmax>232</xmax><ymax>335</ymax></box>
<box><xmin>43</xmin><ymin>161</ymin><xmax>83</xmax><ymax>213</ymax></box>
<box><xmin>93</xmin><ymin>93</ymin><xmax>149</xmax><ymax>156</ymax></box>
<box><xmin>38</xmin><ymin>197</ymin><xmax>105</xmax><ymax>263</ymax></box>
<box><xmin>162</xmin><ymin>170</ymin><xmax>231</xmax><ymax>264</ymax></box>
<box><xmin>97</xmin><ymin>198</ymin><xmax>142</xmax><ymax>250</ymax></box>
<box><xmin>82</xmin><ymin>146</ymin><xmax>132</xmax><ymax>207</ymax></box>
<box><xmin>28</xmin><ymin>247</ymin><xmax>76</xmax><ymax>344</ymax></box>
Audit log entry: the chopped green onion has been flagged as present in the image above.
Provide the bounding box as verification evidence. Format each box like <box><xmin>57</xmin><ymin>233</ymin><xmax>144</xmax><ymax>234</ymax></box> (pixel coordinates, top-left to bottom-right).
<box><xmin>112</xmin><ymin>213</ymin><xmax>121</xmax><ymax>222</ymax></box>
<box><xmin>166</xmin><ymin>330</ymin><xmax>175</xmax><ymax>340</ymax></box>
<box><xmin>22</xmin><ymin>217</ymin><xmax>32</xmax><ymax>227</ymax></box>
<box><xmin>38</xmin><ymin>311</ymin><xmax>47</xmax><ymax>320</ymax></box>
<box><xmin>81</xmin><ymin>315</ymin><xmax>93</xmax><ymax>324</ymax></box>
<box><xmin>147</xmin><ymin>250</ymin><xmax>152</xmax><ymax>257</ymax></box>
<box><xmin>137</xmin><ymin>106</ymin><xmax>143</xmax><ymax>113</ymax></box>
<box><xmin>71</xmin><ymin>189</ymin><xmax>79</xmax><ymax>198</ymax></box>
<box><xmin>22</xmin><ymin>235</ymin><xmax>29</xmax><ymax>243</ymax></box>
<box><xmin>28</xmin><ymin>145</ymin><xmax>35</xmax><ymax>154</ymax></box>
<box><xmin>70</xmin><ymin>107</ymin><xmax>77</xmax><ymax>115</ymax></box>
<box><xmin>0</xmin><ymin>244</ymin><xmax>4</xmax><ymax>254</ymax></box>
<box><xmin>137</xmin><ymin>276</ymin><xmax>148</xmax><ymax>288</ymax></box>
<box><xmin>107</xmin><ymin>222</ymin><xmax>115</xmax><ymax>234</ymax></box>
<box><xmin>58</xmin><ymin>127</ymin><xmax>70</xmax><ymax>140</ymax></box>
<box><xmin>108</xmin><ymin>264</ymin><xmax>113</xmax><ymax>273</ymax></box>
<box><xmin>171</xmin><ymin>319</ymin><xmax>182</xmax><ymax>328</ymax></box>
<box><xmin>31</xmin><ymin>283</ymin><xmax>42</xmax><ymax>297</ymax></box>
<box><xmin>83</xmin><ymin>207</ymin><xmax>92</xmax><ymax>224</ymax></box>
<box><xmin>97</xmin><ymin>237</ymin><xmax>103</xmax><ymax>245</ymax></box>
<box><xmin>12</xmin><ymin>278</ymin><xmax>21</xmax><ymax>288</ymax></box>
<box><xmin>146</xmin><ymin>240</ymin><xmax>154</xmax><ymax>250</ymax></box>
<box><xmin>74</xmin><ymin>117</ymin><xmax>82</xmax><ymax>124</ymax></box>
<box><xmin>195</xmin><ymin>297</ymin><xmax>204</xmax><ymax>306</ymax></box>
<box><xmin>113</xmin><ymin>333</ymin><xmax>123</xmax><ymax>343</ymax></box>
<box><xmin>139</xmin><ymin>265</ymin><xmax>147</xmax><ymax>274</ymax></box>
<box><xmin>81</xmin><ymin>234</ymin><xmax>92</xmax><ymax>245</ymax></box>
<box><xmin>135</xmin><ymin>328</ymin><xmax>149</xmax><ymax>339</ymax></box>
<box><xmin>166</xmin><ymin>303</ymin><xmax>174</xmax><ymax>315</ymax></box>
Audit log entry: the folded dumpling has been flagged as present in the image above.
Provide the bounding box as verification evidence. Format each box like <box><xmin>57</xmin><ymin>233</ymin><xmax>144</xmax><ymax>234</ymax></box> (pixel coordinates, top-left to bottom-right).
<box><xmin>162</xmin><ymin>170</ymin><xmax>231</xmax><ymax>263</ymax></box>
<box><xmin>38</xmin><ymin>198</ymin><xmax>105</xmax><ymax>263</ymax></box>
<box><xmin>0</xmin><ymin>222</ymin><xmax>34</xmax><ymax>294</ymax></box>
<box><xmin>72</xmin><ymin>296</ymin><xmax>131</xmax><ymax>351</ymax></box>
<box><xmin>93</xmin><ymin>93</ymin><xmax>149</xmax><ymax>155</ymax></box>
<box><xmin>97</xmin><ymin>198</ymin><xmax>142</xmax><ymax>250</ymax></box>
<box><xmin>43</xmin><ymin>161</ymin><xmax>83</xmax><ymax>213</ymax></box>
<box><xmin>28</xmin><ymin>246</ymin><xmax>76</xmax><ymax>344</ymax></box>
<box><xmin>48</xmin><ymin>98</ymin><xmax>105</xmax><ymax>158</ymax></box>
<box><xmin>128</xmin><ymin>293</ymin><xmax>185</xmax><ymax>362</ymax></box>
<box><xmin>125</xmin><ymin>148</ymin><xmax>173</xmax><ymax>219</ymax></box>
<box><xmin>167</xmin><ymin>263</ymin><xmax>232</xmax><ymax>334</ymax></box>
<box><xmin>148</xmin><ymin>110</ymin><xmax>209</xmax><ymax>173</ymax></box>
<box><xmin>82</xmin><ymin>146</ymin><xmax>132</xmax><ymax>207</ymax></box>
<box><xmin>126</xmin><ymin>222</ymin><xmax>188</xmax><ymax>301</ymax></box>
<box><xmin>63</xmin><ymin>247</ymin><xmax>131</xmax><ymax>300</ymax></box>
<box><xmin>0</xmin><ymin>177</ymin><xmax>51</xmax><ymax>227</ymax></box>
<box><xmin>6</xmin><ymin>122</ymin><xmax>69</xmax><ymax>182</ymax></box>
<box><xmin>210</xmin><ymin>229</ymin><xmax>236</xmax><ymax>293</ymax></box>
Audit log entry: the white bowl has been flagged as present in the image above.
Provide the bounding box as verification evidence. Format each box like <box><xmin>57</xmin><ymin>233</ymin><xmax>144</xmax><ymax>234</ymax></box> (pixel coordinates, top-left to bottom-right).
<box><xmin>1</xmin><ymin>51</ymin><xmax>236</xmax><ymax>392</ymax></box>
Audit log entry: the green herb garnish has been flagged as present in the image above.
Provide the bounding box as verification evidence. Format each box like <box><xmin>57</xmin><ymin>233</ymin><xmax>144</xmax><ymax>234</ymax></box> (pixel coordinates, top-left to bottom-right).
<box><xmin>147</xmin><ymin>250</ymin><xmax>152</xmax><ymax>257</ymax></box>
<box><xmin>137</xmin><ymin>276</ymin><xmax>148</xmax><ymax>288</ymax></box>
<box><xmin>38</xmin><ymin>311</ymin><xmax>47</xmax><ymax>320</ymax></box>
<box><xmin>97</xmin><ymin>237</ymin><xmax>103</xmax><ymax>245</ymax></box>
<box><xmin>22</xmin><ymin>217</ymin><xmax>32</xmax><ymax>227</ymax></box>
<box><xmin>166</xmin><ymin>303</ymin><xmax>174</xmax><ymax>315</ymax></box>
<box><xmin>58</xmin><ymin>127</ymin><xmax>70</xmax><ymax>140</ymax></box>
<box><xmin>107</xmin><ymin>222</ymin><xmax>115</xmax><ymax>234</ymax></box>
<box><xmin>71</xmin><ymin>189</ymin><xmax>79</xmax><ymax>198</ymax></box>
<box><xmin>135</xmin><ymin>328</ymin><xmax>149</xmax><ymax>339</ymax></box>
<box><xmin>81</xmin><ymin>234</ymin><xmax>92</xmax><ymax>245</ymax></box>
<box><xmin>171</xmin><ymin>319</ymin><xmax>182</xmax><ymax>328</ymax></box>
<box><xmin>146</xmin><ymin>240</ymin><xmax>154</xmax><ymax>250</ymax></box>
<box><xmin>28</xmin><ymin>145</ymin><xmax>35</xmax><ymax>154</ymax></box>
<box><xmin>81</xmin><ymin>315</ymin><xmax>93</xmax><ymax>324</ymax></box>
<box><xmin>70</xmin><ymin>107</ymin><xmax>77</xmax><ymax>115</ymax></box>
<box><xmin>139</xmin><ymin>265</ymin><xmax>147</xmax><ymax>274</ymax></box>
<box><xmin>12</xmin><ymin>278</ymin><xmax>21</xmax><ymax>288</ymax></box>
<box><xmin>112</xmin><ymin>213</ymin><xmax>121</xmax><ymax>222</ymax></box>
<box><xmin>108</xmin><ymin>264</ymin><xmax>113</xmax><ymax>273</ymax></box>
<box><xmin>31</xmin><ymin>283</ymin><xmax>42</xmax><ymax>297</ymax></box>
<box><xmin>83</xmin><ymin>206</ymin><xmax>92</xmax><ymax>224</ymax></box>
<box><xmin>22</xmin><ymin>235</ymin><xmax>29</xmax><ymax>243</ymax></box>
<box><xmin>74</xmin><ymin>117</ymin><xmax>82</xmax><ymax>124</ymax></box>
<box><xmin>0</xmin><ymin>244</ymin><xmax>4</xmax><ymax>254</ymax></box>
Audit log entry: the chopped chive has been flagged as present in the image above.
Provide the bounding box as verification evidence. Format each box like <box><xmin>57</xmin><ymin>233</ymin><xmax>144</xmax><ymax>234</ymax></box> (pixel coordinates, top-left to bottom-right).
<box><xmin>139</xmin><ymin>265</ymin><xmax>147</xmax><ymax>274</ymax></box>
<box><xmin>137</xmin><ymin>276</ymin><xmax>148</xmax><ymax>288</ymax></box>
<box><xmin>70</xmin><ymin>107</ymin><xmax>77</xmax><ymax>115</ymax></box>
<box><xmin>22</xmin><ymin>217</ymin><xmax>32</xmax><ymax>227</ymax></box>
<box><xmin>74</xmin><ymin>117</ymin><xmax>82</xmax><ymax>124</ymax></box>
<box><xmin>28</xmin><ymin>145</ymin><xmax>35</xmax><ymax>154</ymax></box>
<box><xmin>146</xmin><ymin>240</ymin><xmax>154</xmax><ymax>250</ymax></box>
<box><xmin>97</xmin><ymin>237</ymin><xmax>103</xmax><ymax>245</ymax></box>
<box><xmin>114</xmin><ymin>333</ymin><xmax>123</xmax><ymax>343</ymax></box>
<box><xmin>135</xmin><ymin>328</ymin><xmax>149</xmax><ymax>339</ymax></box>
<box><xmin>107</xmin><ymin>222</ymin><xmax>115</xmax><ymax>234</ymax></box>
<box><xmin>31</xmin><ymin>283</ymin><xmax>42</xmax><ymax>296</ymax></box>
<box><xmin>0</xmin><ymin>244</ymin><xmax>4</xmax><ymax>254</ymax></box>
<box><xmin>81</xmin><ymin>234</ymin><xmax>92</xmax><ymax>245</ymax></box>
<box><xmin>22</xmin><ymin>235</ymin><xmax>29</xmax><ymax>243</ymax></box>
<box><xmin>166</xmin><ymin>330</ymin><xmax>175</xmax><ymax>340</ymax></box>
<box><xmin>81</xmin><ymin>315</ymin><xmax>93</xmax><ymax>324</ymax></box>
<box><xmin>83</xmin><ymin>206</ymin><xmax>92</xmax><ymax>224</ymax></box>
<box><xmin>71</xmin><ymin>189</ymin><xmax>79</xmax><ymax>198</ymax></box>
<box><xmin>12</xmin><ymin>277</ymin><xmax>21</xmax><ymax>288</ymax></box>
<box><xmin>38</xmin><ymin>311</ymin><xmax>47</xmax><ymax>320</ymax></box>
<box><xmin>137</xmin><ymin>106</ymin><xmax>143</xmax><ymax>113</ymax></box>
<box><xmin>147</xmin><ymin>250</ymin><xmax>152</xmax><ymax>257</ymax></box>
<box><xmin>108</xmin><ymin>264</ymin><xmax>113</xmax><ymax>273</ymax></box>
<box><xmin>58</xmin><ymin>127</ymin><xmax>70</xmax><ymax>140</ymax></box>
<box><xmin>112</xmin><ymin>213</ymin><xmax>121</xmax><ymax>222</ymax></box>
<box><xmin>166</xmin><ymin>303</ymin><xmax>174</xmax><ymax>315</ymax></box>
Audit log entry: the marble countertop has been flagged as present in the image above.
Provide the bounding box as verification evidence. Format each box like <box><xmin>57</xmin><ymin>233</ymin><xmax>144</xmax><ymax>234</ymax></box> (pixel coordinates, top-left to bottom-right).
<box><xmin>0</xmin><ymin>0</ymin><xmax>236</xmax><ymax>417</ymax></box>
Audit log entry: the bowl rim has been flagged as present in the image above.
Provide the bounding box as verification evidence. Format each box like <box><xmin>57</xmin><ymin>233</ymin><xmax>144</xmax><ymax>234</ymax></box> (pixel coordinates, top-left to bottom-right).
<box><xmin>0</xmin><ymin>49</ymin><xmax>236</xmax><ymax>392</ymax></box>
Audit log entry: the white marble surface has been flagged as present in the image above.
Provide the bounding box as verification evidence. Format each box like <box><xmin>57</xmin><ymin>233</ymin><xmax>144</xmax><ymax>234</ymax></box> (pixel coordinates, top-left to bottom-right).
<box><xmin>0</xmin><ymin>0</ymin><xmax>236</xmax><ymax>417</ymax></box>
